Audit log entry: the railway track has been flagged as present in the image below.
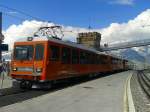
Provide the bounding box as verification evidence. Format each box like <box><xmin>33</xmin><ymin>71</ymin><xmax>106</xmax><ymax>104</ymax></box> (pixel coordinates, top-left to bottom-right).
<box><xmin>0</xmin><ymin>87</ymin><xmax>28</xmax><ymax>96</ymax></box>
<box><xmin>137</xmin><ymin>70</ymin><xmax>150</xmax><ymax>99</ymax></box>
<box><xmin>0</xmin><ymin>89</ymin><xmax>48</xmax><ymax>107</ymax></box>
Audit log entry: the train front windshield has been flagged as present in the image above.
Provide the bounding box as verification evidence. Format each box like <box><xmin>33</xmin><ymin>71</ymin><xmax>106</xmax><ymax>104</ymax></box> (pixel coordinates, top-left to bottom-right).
<box><xmin>14</xmin><ymin>45</ymin><xmax>34</xmax><ymax>61</ymax></box>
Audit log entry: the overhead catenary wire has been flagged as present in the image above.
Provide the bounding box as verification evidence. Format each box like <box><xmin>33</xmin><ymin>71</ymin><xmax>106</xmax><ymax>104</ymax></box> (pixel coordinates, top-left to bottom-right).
<box><xmin>1</xmin><ymin>11</ymin><xmax>71</xmax><ymax>39</ymax></box>
<box><xmin>0</xmin><ymin>4</ymin><xmax>48</xmax><ymax>22</ymax></box>
<box><xmin>2</xmin><ymin>11</ymin><xmax>27</xmax><ymax>22</ymax></box>
<box><xmin>0</xmin><ymin>4</ymin><xmax>79</xmax><ymax>37</ymax></box>
<box><xmin>0</xmin><ymin>4</ymin><xmax>54</xmax><ymax>28</ymax></box>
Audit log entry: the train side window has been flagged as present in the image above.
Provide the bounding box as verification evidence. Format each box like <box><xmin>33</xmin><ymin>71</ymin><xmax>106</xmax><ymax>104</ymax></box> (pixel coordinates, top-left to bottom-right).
<box><xmin>92</xmin><ymin>54</ymin><xmax>96</xmax><ymax>64</ymax></box>
<box><xmin>61</xmin><ymin>47</ymin><xmax>71</xmax><ymax>64</ymax></box>
<box><xmin>84</xmin><ymin>52</ymin><xmax>88</xmax><ymax>64</ymax></box>
<box><xmin>87</xmin><ymin>52</ymin><xmax>91</xmax><ymax>64</ymax></box>
<box><xmin>98</xmin><ymin>56</ymin><xmax>101</xmax><ymax>64</ymax></box>
<box><xmin>104</xmin><ymin>56</ymin><xmax>108</xmax><ymax>64</ymax></box>
<box><xmin>111</xmin><ymin>58</ymin><xmax>114</xmax><ymax>64</ymax></box>
<box><xmin>100</xmin><ymin>55</ymin><xmax>107</xmax><ymax>64</ymax></box>
<box><xmin>72</xmin><ymin>49</ymin><xmax>79</xmax><ymax>64</ymax></box>
<box><xmin>112</xmin><ymin>58</ymin><xmax>117</xmax><ymax>64</ymax></box>
<box><xmin>96</xmin><ymin>55</ymin><xmax>99</xmax><ymax>64</ymax></box>
<box><xmin>94</xmin><ymin>54</ymin><xmax>98</xmax><ymax>64</ymax></box>
<box><xmin>50</xmin><ymin>45</ymin><xmax>60</xmax><ymax>61</ymax></box>
<box><xmin>80</xmin><ymin>51</ymin><xmax>86</xmax><ymax>64</ymax></box>
<box><xmin>90</xmin><ymin>54</ymin><xmax>95</xmax><ymax>64</ymax></box>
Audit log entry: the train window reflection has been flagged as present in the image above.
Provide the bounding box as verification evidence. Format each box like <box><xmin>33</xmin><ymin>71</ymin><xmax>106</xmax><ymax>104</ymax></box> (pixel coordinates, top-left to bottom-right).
<box><xmin>14</xmin><ymin>45</ymin><xmax>33</xmax><ymax>61</ymax></box>
<box><xmin>50</xmin><ymin>45</ymin><xmax>60</xmax><ymax>61</ymax></box>
<box><xmin>61</xmin><ymin>47</ymin><xmax>71</xmax><ymax>64</ymax></box>
<box><xmin>72</xmin><ymin>49</ymin><xmax>79</xmax><ymax>64</ymax></box>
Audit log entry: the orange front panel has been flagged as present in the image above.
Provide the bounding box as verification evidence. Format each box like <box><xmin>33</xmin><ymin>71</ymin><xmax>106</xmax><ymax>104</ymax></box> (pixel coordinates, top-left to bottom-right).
<box><xmin>11</xmin><ymin>41</ymin><xmax>48</xmax><ymax>81</ymax></box>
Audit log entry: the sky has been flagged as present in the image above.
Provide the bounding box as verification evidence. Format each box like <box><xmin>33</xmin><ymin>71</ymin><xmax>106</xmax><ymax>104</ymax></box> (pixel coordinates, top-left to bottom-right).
<box><xmin>0</xmin><ymin>0</ymin><xmax>150</xmax><ymax>29</ymax></box>
<box><xmin>1</xmin><ymin>0</ymin><xmax>150</xmax><ymax>54</ymax></box>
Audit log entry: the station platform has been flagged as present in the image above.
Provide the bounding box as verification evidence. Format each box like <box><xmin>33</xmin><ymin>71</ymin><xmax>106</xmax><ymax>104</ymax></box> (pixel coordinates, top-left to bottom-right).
<box><xmin>0</xmin><ymin>71</ymin><xmax>132</xmax><ymax>112</ymax></box>
<box><xmin>0</xmin><ymin>74</ymin><xmax>12</xmax><ymax>89</ymax></box>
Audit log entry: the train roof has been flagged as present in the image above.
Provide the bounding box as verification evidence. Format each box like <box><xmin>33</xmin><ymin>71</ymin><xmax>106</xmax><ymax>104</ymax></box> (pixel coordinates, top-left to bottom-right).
<box><xmin>15</xmin><ymin>36</ymin><xmax>125</xmax><ymax>60</ymax></box>
<box><xmin>16</xmin><ymin>36</ymin><xmax>109</xmax><ymax>55</ymax></box>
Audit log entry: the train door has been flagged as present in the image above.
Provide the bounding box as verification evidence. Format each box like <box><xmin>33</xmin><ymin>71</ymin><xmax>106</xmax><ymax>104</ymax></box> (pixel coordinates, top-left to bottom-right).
<box><xmin>34</xmin><ymin>43</ymin><xmax>45</xmax><ymax>79</ymax></box>
<box><xmin>60</xmin><ymin>47</ymin><xmax>72</xmax><ymax>78</ymax></box>
<box><xmin>47</xmin><ymin>44</ymin><xmax>61</xmax><ymax>80</ymax></box>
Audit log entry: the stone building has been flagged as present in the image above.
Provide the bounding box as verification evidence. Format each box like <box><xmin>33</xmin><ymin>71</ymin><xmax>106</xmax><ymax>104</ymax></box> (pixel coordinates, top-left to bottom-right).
<box><xmin>77</xmin><ymin>32</ymin><xmax>101</xmax><ymax>50</ymax></box>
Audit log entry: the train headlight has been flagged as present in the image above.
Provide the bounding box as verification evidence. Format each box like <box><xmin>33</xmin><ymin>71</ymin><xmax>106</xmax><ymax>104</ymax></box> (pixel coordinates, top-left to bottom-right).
<box><xmin>27</xmin><ymin>37</ymin><xmax>33</xmax><ymax>41</ymax></box>
<box><xmin>36</xmin><ymin>68</ymin><xmax>42</xmax><ymax>73</ymax></box>
<box><xmin>13</xmin><ymin>67</ymin><xmax>17</xmax><ymax>71</ymax></box>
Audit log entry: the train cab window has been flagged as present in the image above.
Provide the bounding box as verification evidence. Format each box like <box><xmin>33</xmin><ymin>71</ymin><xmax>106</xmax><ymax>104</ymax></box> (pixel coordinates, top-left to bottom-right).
<box><xmin>72</xmin><ymin>49</ymin><xmax>79</xmax><ymax>64</ymax></box>
<box><xmin>50</xmin><ymin>45</ymin><xmax>60</xmax><ymax>61</ymax></box>
<box><xmin>35</xmin><ymin>44</ymin><xmax>44</xmax><ymax>60</ymax></box>
<box><xmin>14</xmin><ymin>45</ymin><xmax>33</xmax><ymax>61</ymax></box>
<box><xmin>61</xmin><ymin>47</ymin><xmax>71</xmax><ymax>64</ymax></box>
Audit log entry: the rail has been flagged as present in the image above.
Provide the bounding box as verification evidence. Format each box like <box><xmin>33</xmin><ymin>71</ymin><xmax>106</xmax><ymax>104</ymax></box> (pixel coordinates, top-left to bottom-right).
<box><xmin>137</xmin><ymin>70</ymin><xmax>150</xmax><ymax>99</ymax></box>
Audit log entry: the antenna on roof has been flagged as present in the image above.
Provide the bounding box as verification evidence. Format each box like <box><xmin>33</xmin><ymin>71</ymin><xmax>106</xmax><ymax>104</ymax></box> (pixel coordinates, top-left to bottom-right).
<box><xmin>88</xmin><ymin>17</ymin><xmax>92</xmax><ymax>32</ymax></box>
<box><xmin>88</xmin><ymin>25</ymin><xmax>92</xmax><ymax>32</ymax></box>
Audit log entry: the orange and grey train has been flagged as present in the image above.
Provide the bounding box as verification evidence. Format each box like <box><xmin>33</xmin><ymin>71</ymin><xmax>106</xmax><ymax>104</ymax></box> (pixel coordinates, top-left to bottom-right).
<box><xmin>10</xmin><ymin>37</ymin><xmax>129</xmax><ymax>89</ymax></box>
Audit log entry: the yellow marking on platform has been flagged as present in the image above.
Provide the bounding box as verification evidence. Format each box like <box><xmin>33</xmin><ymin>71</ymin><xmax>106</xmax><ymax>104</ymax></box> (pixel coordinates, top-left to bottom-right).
<box><xmin>123</xmin><ymin>72</ymin><xmax>135</xmax><ymax>112</ymax></box>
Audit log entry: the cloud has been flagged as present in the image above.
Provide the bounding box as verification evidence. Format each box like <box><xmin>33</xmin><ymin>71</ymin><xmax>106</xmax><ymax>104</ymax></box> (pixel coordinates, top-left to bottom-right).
<box><xmin>3</xmin><ymin>20</ymin><xmax>89</xmax><ymax>49</ymax></box>
<box><xmin>99</xmin><ymin>9</ymin><xmax>150</xmax><ymax>45</ymax></box>
<box><xmin>3</xmin><ymin>20</ymin><xmax>55</xmax><ymax>48</ymax></box>
<box><xmin>109</xmin><ymin>0</ymin><xmax>135</xmax><ymax>5</ymax></box>
<box><xmin>3</xmin><ymin>9</ymin><xmax>150</xmax><ymax>52</ymax></box>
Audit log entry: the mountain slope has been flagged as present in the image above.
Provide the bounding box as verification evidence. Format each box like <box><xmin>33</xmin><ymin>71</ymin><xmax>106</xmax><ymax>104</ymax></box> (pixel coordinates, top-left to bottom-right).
<box><xmin>120</xmin><ymin>49</ymin><xmax>145</xmax><ymax>62</ymax></box>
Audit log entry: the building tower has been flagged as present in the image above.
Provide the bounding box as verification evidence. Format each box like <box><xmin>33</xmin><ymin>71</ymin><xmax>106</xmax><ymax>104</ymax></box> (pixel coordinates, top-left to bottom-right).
<box><xmin>77</xmin><ymin>32</ymin><xmax>101</xmax><ymax>50</ymax></box>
